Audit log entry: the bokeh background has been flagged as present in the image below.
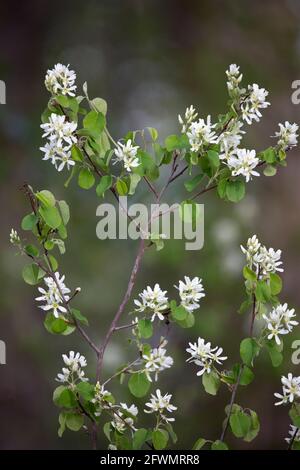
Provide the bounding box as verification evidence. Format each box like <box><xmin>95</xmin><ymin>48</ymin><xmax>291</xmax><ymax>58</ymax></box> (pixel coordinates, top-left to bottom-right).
<box><xmin>1</xmin><ymin>0</ymin><xmax>300</xmax><ymax>450</ymax></box>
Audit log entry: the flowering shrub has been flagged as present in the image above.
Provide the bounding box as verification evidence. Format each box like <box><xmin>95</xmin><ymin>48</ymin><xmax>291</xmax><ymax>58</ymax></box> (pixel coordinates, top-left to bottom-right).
<box><xmin>10</xmin><ymin>62</ymin><xmax>300</xmax><ymax>450</ymax></box>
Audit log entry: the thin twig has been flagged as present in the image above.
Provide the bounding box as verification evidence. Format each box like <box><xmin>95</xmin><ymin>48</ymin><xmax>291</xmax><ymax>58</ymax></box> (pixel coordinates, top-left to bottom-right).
<box><xmin>96</xmin><ymin>238</ymin><xmax>146</xmax><ymax>380</ymax></box>
<box><xmin>287</xmin><ymin>426</ymin><xmax>299</xmax><ymax>450</ymax></box>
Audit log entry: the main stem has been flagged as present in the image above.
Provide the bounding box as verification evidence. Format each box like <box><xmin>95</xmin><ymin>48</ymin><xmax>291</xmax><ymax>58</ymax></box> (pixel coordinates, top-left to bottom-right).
<box><xmin>96</xmin><ymin>238</ymin><xmax>146</xmax><ymax>381</ymax></box>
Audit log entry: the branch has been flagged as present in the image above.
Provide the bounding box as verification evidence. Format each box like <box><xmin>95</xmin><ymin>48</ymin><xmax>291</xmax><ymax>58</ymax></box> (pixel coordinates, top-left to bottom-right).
<box><xmin>96</xmin><ymin>238</ymin><xmax>146</xmax><ymax>380</ymax></box>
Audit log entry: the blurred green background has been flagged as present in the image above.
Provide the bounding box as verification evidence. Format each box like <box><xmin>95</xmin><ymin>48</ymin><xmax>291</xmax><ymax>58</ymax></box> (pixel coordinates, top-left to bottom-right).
<box><xmin>1</xmin><ymin>0</ymin><xmax>300</xmax><ymax>450</ymax></box>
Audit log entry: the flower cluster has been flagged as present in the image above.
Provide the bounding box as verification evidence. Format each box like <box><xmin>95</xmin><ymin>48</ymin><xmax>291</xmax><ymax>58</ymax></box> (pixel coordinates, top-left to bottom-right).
<box><xmin>186</xmin><ymin>337</ymin><xmax>227</xmax><ymax>376</ymax></box>
<box><xmin>273</xmin><ymin>121</ymin><xmax>299</xmax><ymax>151</ymax></box>
<box><xmin>56</xmin><ymin>351</ymin><xmax>88</xmax><ymax>385</ymax></box>
<box><xmin>143</xmin><ymin>344</ymin><xmax>174</xmax><ymax>382</ymax></box>
<box><xmin>92</xmin><ymin>382</ymin><xmax>112</xmax><ymax>416</ymax></box>
<box><xmin>241</xmin><ymin>234</ymin><xmax>283</xmax><ymax>278</ymax></box>
<box><xmin>10</xmin><ymin>228</ymin><xmax>20</xmax><ymax>245</ymax></box>
<box><xmin>45</xmin><ymin>63</ymin><xmax>77</xmax><ymax>97</ymax></box>
<box><xmin>241</xmin><ymin>83</ymin><xmax>270</xmax><ymax>125</ymax></box>
<box><xmin>226</xmin><ymin>63</ymin><xmax>243</xmax><ymax>92</ymax></box>
<box><xmin>186</xmin><ymin>115</ymin><xmax>218</xmax><ymax>152</ymax></box>
<box><xmin>174</xmin><ymin>276</ymin><xmax>205</xmax><ymax>312</ymax></box>
<box><xmin>35</xmin><ymin>271</ymin><xmax>71</xmax><ymax>318</ymax></box>
<box><xmin>178</xmin><ymin>105</ymin><xmax>198</xmax><ymax>133</ymax></box>
<box><xmin>227</xmin><ymin>149</ymin><xmax>260</xmax><ymax>183</ymax></box>
<box><xmin>134</xmin><ymin>284</ymin><xmax>169</xmax><ymax>321</ymax></box>
<box><xmin>144</xmin><ymin>389</ymin><xmax>177</xmax><ymax>423</ymax></box>
<box><xmin>274</xmin><ymin>373</ymin><xmax>300</xmax><ymax>406</ymax></box>
<box><xmin>114</xmin><ymin>139</ymin><xmax>140</xmax><ymax>173</ymax></box>
<box><xmin>40</xmin><ymin>113</ymin><xmax>77</xmax><ymax>172</ymax></box>
<box><xmin>263</xmin><ymin>303</ymin><xmax>298</xmax><ymax>345</ymax></box>
<box><xmin>219</xmin><ymin>120</ymin><xmax>245</xmax><ymax>160</ymax></box>
<box><xmin>111</xmin><ymin>403</ymin><xmax>138</xmax><ymax>433</ymax></box>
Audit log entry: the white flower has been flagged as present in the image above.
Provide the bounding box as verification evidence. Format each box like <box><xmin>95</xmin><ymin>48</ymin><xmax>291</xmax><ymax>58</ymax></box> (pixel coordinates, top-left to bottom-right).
<box><xmin>174</xmin><ymin>276</ymin><xmax>205</xmax><ymax>312</ymax></box>
<box><xmin>263</xmin><ymin>304</ymin><xmax>298</xmax><ymax>345</ymax></box>
<box><xmin>254</xmin><ymin>246</ymin><xmax>283</xmax><ymax>276</ymax></box>
<box><xmin>56</xmin><ymin>150</ymin><xmax>76</xmax><ymax>172</ymax></box>
<box><xmin>35</xmin><ymin>272</ymin><xmax>71</xmax><ymax>318</ymax></box>
<box><xmin>285</xmin><ymin>425</ymin><xmax>300</xmax><ymax>444</ymax></box>
<box><xmin>134</xmin><ymin>284</ymin><xmax>168</xmax><ymax>321</ymax></box>
<box><xmin>186</xmin><ymin>337</ymin><xmax>227</xmax><ymax>376</ymax></box>
<box><xmin>219</xmin><ymin>121</ymin><xmax>245</xmax><ymax>160</ymax></box>
<box><xmin>241</xmin><ymin>83</ymin><xmax>270</xmax><ymax>125</ymax></box>
<box><xmin>226</xmin><ymin>64</ymin><xmax>243</xmax><ymax>91</ymax></box>
<box><xmin>227</xmin><ymin>148</ymin><xmax>260</xmax><ymax>182</ymax></box>
<box><xmin>178</xmin><ymin>105</ymin><xmax>198</xmax><ymax>133</ymax></box>
<box><xmin>45</xmin><ymin>63</ymin><xmax>77</xmax><ymax>97</ymax></box>
<box><xmin>56</xmin><ymin>351</ymin><xmax>88</xmax><ymax>384</ymax></box>
<box><xmin>143</xmin><ymin>346</ymin><xmax>174</xmax><ymax>382</ymax></box>
<box><xmin>92</xmin><ymin>382</ymin><xmax>112</xmax><ymax>415</ymax></box>
<box><xmin>114</xmin><ymin>139</ymin><xmax>140</xmax><ymax>172</ymax></box>
<box><xmin>241</xmin><ymin>235</ymin><xmax>284</xmax><ymax>278</ymax></box>
<box><xmin>10</xmin><ymin>228</ymin><xmax>20</xmax><ymax>245</ymax></box>
<box><xmin>144</xmin><ymin>389</ymin><xmax>177</xmax><ymax>423</ymax></box>
<box><xmin>240</xmin><ymin>235</ymin><xmax>261</xmax><ymax>264</ymax></box>
<box><xmin>273</xmin><ymin>121</ymin><xmax>299</xmax><ymax>150</ymax></box>
<box><xmin>40</xmin><ymin>113</ymin><xmax>77</xmax><ymax>172</ymax></box>
<box><xmin>274</xmin><ymin>373</ymin><xmax>300</xmax><ymax>405</ymax></box>
<box><xmin>111</xmin><ymin>403</ymin><xmax>138</xmax><ymax>433</ymax></box>
<box><xmin>187</xmin><ymin>115</ymin><xmax>218</xmax><ymax>152</ymax></box>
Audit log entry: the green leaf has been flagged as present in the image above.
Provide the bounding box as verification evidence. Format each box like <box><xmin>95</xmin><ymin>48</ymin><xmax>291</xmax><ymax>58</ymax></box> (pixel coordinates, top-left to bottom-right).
<box><xmin>165</xmin><ymin>134</ymin><xmax>189</xmax><ymax>151</ymax></box>
<box><xmin>138</xmin><ymin>319</ymin><xmax>153</xmax><ymax>339</ymax></box>
<box><xmin>91</xmin><ymin>97</ymin><xmax>107</xmax><ymax>116</ymax></box>
<box><xmin>176</xmin><ymin>311</ymin><xmax>195</xmax><ymax>329</ymax></box>
<box><xmin>244</xmin><ymin>410</ymin><xmax>260</xmax><ymax>442</ymax></box>
<box><xmin>239</xmin><ymin>365</ymin><xmax>255</xmax><ymax>386</ymax></box>
<box><xmin>57</xmin><ymin>200</ymin><xmax>70</xmax><ymax>225</ymax></box>
<box><xmin>71</xmin><ymin>308</ymin><xmax>89</xmax><ymax>326</ymax></box>
<box><xmin>71</xmin><ymin>145</ymin><xmax>83</xmax><ymax>162</ymax></box>
<box><xmin>240</xmin><ymin>338</ymin><xmax>260</xmax><ymax>367</ymax></box>
<box><xmin>269</xmin><ymin>273</ymin><xmax>282</xmax><ymax>295</ymax></box>
<box><xmin>76</xmin><ymin>382</ymin><xmax>94</xmax><ymax>401</ymax></box>
<box><xmin>78</xmin><ymin>168</ymin><xmax>95</xmax><ymax>189</ymax></box>
<box><xmin>129</xmin><ymin>174</ymin><xmax>141</xmax><ymax>195</ymax></box>
<box><xmin>36</xmin><ymin>190</ymin><xmax>56</xmax><ymax>208</ymax></box>
<box><xmin>164</xmin><ymin>422</ymin><xmax>177</xmax><ymax>444</ymax></box>
<box><xmin>58</xmin><ymin>412</ymin><xmax>66</xmax><ymax>437</ymax></box>
<box><xmin>21</xmin><ymin>213</ymin><xmax>38</xmax><ymax>231</ymax></box>
<box><xmin>83</xmin><ymin>110</ymin><xmax>105</xmax><ymax>135</ymax></box>
<box><xmin>184</xmin><ymin>174</ymin><xmax>203</xmax><ymax>192</ymax></box>
<box><xmin>263</xmin><ymin>165</ymin><xmax>277</xmax><ymax>177</ymax></box>
<box><xmin>22</xmin><ymin>263</ymin><xmax>45</xmax><ymax>285</ymax></box>
<box><xmin>24</xmin><ymin>244</ymin><xmax>39</xmax><ymax>257</ymax></box>
<box><xmin>171</xmin><ymin>305</ymin><xmax>188</xmax><ymax>321</ymax></box>
<box><xmin>243</xmin><ymin>266</ymin><xmax>257</xmax><ymax>282</ymax></box>
<box><xmin>289</xmin><ymin>403</ymin><xmax>300</xmax><ymax>427</ymax></box>
<box><xmin>261</xmin><ymin>147</ymin><xmax>276</xmax><ymax>164</ymax></box>
<box><xmin>39</xmin><ymin>205</ymin><xmax>62</xmax><ymax>229</ymax></box>
<box><xmin>217</xmin><ymin>178</ymin><xmax>228</xmax><ymax>199</ymax></box>
<box><xmin>103</xmin><ymin>422</ymin><xmax>112</xmax><ymax>442</ymax></box>
<box><xmin>48</xmin><ymin>254</ymin><xmax>58</xmax><ymax>271</ymax></box>
<box><xmin>128</xmin><ymin>372</ymin><xmax>150</xmax><ymax>398</ymax></box>
<box><xmin>152</xmin><ymin>429</ymin><xmax>169</xmax><ymax>450</ymax></box>
<box><xmin>66</xmin><ymin>413</ymin><xmax>84</xmax><ymax>431</ymax></box>
<box><xmin>147</xmin><ymin>127</ymin><xmax>158</xmax><ymax>141</ymax></box>
<box><xmin>226</xmin><ymin>179</ymin><xmax>245</xmax><ymax>202</ymax></box>
<box><xmin>132</xmin><ymin>428</ymin><xmax>149</xmax><ymax>450</ymax></box>
<box><xmin>207</xmin><ymin>150</ymin><xmax>220</xmax><ymax>171</ymax></box>
<box><xmin>255</xmin><ymin>280</ymin><xmax>272</xmax><ymax>303</ymax></box>
<box><xmin>96</xmin><ymin>175</ymin><xmax>112</xmax><ymax>197</ymax></box>
<box><xmin>202</xmin><ymin>371</ymin><xmax>220</xmax><ymax>396</ymax></box>
<box><xmin>116</xmin><ymin>178</ymin><xmax>128</xmax><ymax>195</ymax></box>
<box><xmin>211</xmin><ymin>440</ymin><xmax>228</xmax><ymax>450</ymax></box>
<box><xmin>54</xmin><ymin>387</ymin><xmax>77</xmax><ymax>408</ymax></box>
<box><xmin>266</xmin><ymin>341</ymin><xmax>283</xmax><ymax>367</ymax></box>
<box><xmin>230</xmin><ymin>411</ymin><xmax>251</xmax><ymax>438</ymax></box>
<box><xmin>192</xmin><ymin>437</ymin><xmax>207</xmax><ymax>450</ymax></box>
<box><xmin>44</xmin><ymin>313</ymin><xmax>68</xmax><ymax>334</ymax></box>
